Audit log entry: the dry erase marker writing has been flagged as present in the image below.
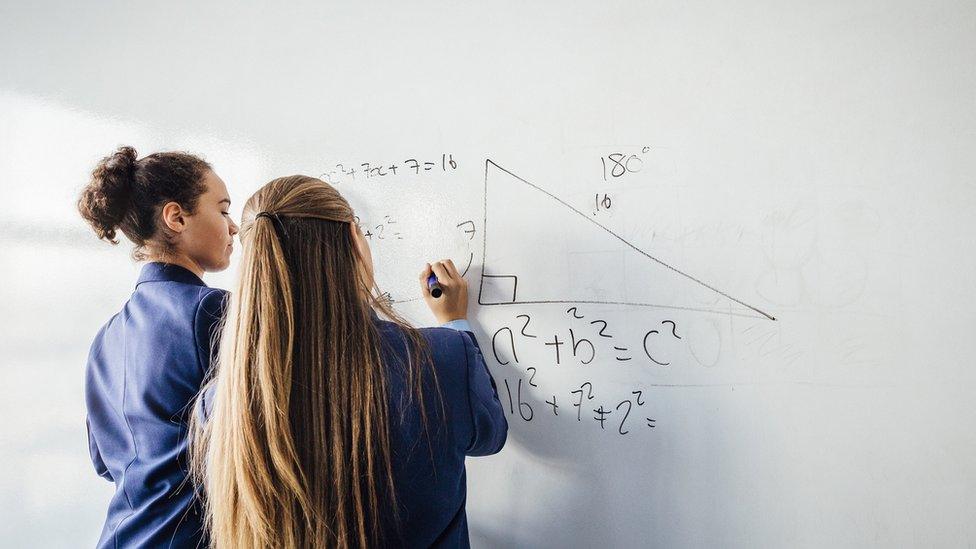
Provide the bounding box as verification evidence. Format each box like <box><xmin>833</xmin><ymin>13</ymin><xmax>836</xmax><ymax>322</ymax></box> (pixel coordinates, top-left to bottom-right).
<box><xmin>427</xmin><ymin>274</ymin><xmax>443</xmax><ymax>298</ymax></box>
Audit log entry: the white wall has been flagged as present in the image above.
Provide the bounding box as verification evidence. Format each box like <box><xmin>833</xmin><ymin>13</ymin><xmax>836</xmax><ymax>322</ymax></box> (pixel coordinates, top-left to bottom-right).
<box><xmin>1</xmin><ymin>2</ymin><xmax>974</xmax><ymax>547</ymax></box>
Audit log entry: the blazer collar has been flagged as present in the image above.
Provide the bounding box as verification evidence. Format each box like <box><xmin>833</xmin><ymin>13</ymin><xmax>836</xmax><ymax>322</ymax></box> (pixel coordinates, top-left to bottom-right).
<box><xmin>136</xmin><ymin>262</ymin><xmax>207</xmax><ymax>288</ymax></box>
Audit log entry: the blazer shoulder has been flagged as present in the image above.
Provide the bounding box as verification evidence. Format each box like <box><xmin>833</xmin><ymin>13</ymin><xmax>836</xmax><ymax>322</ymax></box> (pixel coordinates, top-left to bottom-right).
<box><xmin>419</xmin><ymin>324</ymin><xmax>467</xmax><ymax>344</ymax></box>
<box><xmin>421</xmin><ymin>325</ymin><xmax>474</xmax><ymax>361</ymax></box>
<box><xmin>193</xmin><ymin>287</ymin><xmax>229</xmax><ymax>319</ymax></box>
<box><xmin>85</xmin><ymin>313</ymin><xmax>119</xmax><ymax>362</ymax></box>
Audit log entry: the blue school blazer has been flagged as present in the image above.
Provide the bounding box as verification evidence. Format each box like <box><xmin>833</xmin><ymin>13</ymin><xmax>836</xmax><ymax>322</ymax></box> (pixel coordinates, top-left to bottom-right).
<box><xmin>372</xmin><ymin>311</ymin><xmax>508</xmax><ymax>547</ymax></box>
<box><xmin>198</xmin><ymin>309</ymin><xmax>509</xmax><ymax>548</ymax></box>
<box><xmin>85</xmin><ymin>262</ymin><xmax>227</xmax><ymax>548</ymax></box>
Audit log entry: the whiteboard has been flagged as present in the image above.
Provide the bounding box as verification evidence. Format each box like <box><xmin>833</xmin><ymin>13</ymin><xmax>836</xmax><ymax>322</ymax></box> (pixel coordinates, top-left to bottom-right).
<box><xmin>1</xmin><ymin>2</ymin><xmax>974</xmax><ymax>547</ymax></box>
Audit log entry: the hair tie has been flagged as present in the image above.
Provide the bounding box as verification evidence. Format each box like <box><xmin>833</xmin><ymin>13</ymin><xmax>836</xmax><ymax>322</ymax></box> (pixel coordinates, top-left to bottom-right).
<box><xmin>255</xmin><ymin>211</ymin><xmax>289</xmax><ymax>239</ymax></box>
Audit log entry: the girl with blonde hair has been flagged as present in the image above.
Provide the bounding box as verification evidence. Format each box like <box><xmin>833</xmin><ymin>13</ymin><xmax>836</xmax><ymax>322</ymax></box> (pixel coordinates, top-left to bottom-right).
<box><xmin>192</xmin><ymin>175</ymin><xmax>507</xmax><ymax>548</ymax></box>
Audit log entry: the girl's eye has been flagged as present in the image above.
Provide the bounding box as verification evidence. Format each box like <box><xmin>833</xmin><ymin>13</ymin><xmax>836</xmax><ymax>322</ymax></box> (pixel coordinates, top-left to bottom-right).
<box><xmin>221</xmin><ymin>211</ymin><xmax>230</xmax><ymax>216</ymax></box>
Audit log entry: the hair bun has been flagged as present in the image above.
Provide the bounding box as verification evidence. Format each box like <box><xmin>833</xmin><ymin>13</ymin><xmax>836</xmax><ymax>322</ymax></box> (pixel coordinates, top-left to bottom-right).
<box><xmin>78</xmin><ymin>146</ymin><xmax>140</xmax><ymax>244</ymax></box>
<box><xmin>102</xmin><ymin>146</ymin><xmax>138</xmax><ymax>179</ymax></box>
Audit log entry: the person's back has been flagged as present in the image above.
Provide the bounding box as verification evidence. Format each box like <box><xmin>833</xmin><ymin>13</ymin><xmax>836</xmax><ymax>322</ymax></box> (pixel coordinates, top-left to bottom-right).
<box><xmin>87</xmin><ymin>264</ymin><xmax>226</xmax><ymax>547</ymax></box>
<box><xmin>192</xmin><ymin>175</ymin><xmax>507</xmax><ymax>548</ymax></box>
<box><xmin>375</xmin><ymin>316</ymin><xmax>506</xmax><ymax>547</ymax></box>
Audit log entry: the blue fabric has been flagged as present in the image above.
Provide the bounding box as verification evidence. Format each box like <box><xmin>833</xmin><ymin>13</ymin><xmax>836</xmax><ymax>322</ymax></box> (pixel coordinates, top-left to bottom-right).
<box><xmin>198</xmin><ymin>311</ymin><xmax>507</xmax><ymax>548</ymax></box>
<box><xmin>374</xmin><ymin>313</ymin><xmax>507</xmax><ymax>547</ymax></box>
<box><xmin>85</xmin><ymin>262</ymin><xmax>227</xmax><ymax>549</ymax></box>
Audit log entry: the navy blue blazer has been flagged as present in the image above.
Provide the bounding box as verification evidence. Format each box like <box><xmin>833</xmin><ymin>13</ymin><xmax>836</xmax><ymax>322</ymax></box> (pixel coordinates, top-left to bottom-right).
<box><xmin>85</xmin><ymin>262</ymin><xmax>227</xmax><ymax>548</ymax></box>
<box><xmin>199</xmin><ymin>310</ymin><xmax>508</xmax><ymax>548</ymax></box>
<box><xmin>372</xmin><ymin>313</ymin><xmax>508</xmax><ymax>547</ymax></box>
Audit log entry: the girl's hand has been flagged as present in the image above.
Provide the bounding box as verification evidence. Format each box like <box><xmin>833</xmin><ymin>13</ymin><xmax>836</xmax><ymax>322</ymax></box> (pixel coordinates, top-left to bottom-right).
<box><xmin>419</xmin><ymin>259</ymin><xmax>468</xmax><ymax>324</ymax></box>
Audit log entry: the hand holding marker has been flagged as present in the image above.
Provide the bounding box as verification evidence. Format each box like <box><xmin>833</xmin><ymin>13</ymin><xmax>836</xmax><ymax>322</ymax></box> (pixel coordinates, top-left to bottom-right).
<box><xmin>419</xmin><ymin>259</ymin><xmax>468</xmax><ymax>324</ymax></box>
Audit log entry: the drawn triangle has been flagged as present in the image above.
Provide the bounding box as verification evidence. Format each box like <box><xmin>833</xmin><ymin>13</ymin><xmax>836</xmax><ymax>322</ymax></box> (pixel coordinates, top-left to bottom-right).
<box><xmin>478</xmin><ymin>159</ymin><xmax>775</xmax><ymax>320</ymax></box>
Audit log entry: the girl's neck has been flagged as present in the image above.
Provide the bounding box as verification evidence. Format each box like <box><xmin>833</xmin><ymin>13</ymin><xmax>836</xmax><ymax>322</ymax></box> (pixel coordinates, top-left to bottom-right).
<box><xmin>147</xmin><ymin>253</ymin><xmax>205</xmax><ymax>280</ymax></box>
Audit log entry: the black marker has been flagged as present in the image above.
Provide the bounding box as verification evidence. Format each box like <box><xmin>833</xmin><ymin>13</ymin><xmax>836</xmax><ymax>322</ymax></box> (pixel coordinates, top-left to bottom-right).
<box><xmin>426</xmin><ymin>273</ymin><xmax>443</xmax><ymax>298</ymax></box>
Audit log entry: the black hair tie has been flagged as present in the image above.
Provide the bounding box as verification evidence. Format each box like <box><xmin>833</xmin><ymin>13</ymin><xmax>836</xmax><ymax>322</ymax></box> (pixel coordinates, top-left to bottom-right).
<box><xmin>255</xmin><ymin>211</ymin><xmax>289</xmax><ymax>240</ymax></box>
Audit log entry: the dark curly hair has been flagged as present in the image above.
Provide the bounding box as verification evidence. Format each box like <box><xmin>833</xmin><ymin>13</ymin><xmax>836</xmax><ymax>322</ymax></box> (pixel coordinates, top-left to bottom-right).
<box><xmin>77</xmin><ymin>146</ymin><xmax>212</xmax><ymax>260</ymax></box>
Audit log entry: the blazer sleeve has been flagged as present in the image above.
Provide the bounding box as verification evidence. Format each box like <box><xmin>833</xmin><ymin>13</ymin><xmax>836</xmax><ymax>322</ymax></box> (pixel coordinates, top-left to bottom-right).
<box><xmin>86</xmin><ymin>416</ymin><xmax>113</xmax><ymax>481</ymax></box>
<box><xmin>460</xmin><ymin>329</ymin><xmax>508</xmax><ymax>456</ymax></box>
<box><xmin>193</xmin><ymin>289</ymin><xmax>228</xmax><ymax>378</ymax></box>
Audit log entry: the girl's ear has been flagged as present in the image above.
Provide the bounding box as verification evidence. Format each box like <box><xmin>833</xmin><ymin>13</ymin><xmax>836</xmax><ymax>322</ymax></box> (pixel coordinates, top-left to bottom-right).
<box><xmin>161</xmin><ymin>201</ymin><xmax>187</xmax><ymax>233</ymax></box>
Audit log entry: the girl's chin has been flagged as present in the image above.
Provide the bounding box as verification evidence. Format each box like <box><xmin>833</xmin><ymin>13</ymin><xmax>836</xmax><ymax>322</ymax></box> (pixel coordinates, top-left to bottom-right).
<box><xmin>211</xmin><ymin>254</ymin><xmax>232</xmax><ymax>271</ymax></box>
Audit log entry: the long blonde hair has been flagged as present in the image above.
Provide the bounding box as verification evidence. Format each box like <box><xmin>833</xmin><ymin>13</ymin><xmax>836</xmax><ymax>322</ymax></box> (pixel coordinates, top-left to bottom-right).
<box><xmin>191</xmin><ymin>175</ymin><xmax>443</xmax><ymax>548</ymax></box>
